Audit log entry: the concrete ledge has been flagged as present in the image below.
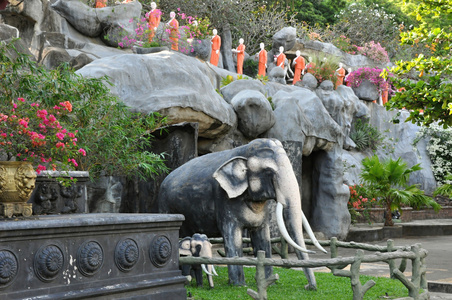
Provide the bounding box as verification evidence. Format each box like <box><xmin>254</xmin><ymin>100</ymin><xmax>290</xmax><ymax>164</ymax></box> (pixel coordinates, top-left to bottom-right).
<box><xmin>429</xmin><ymin>281</ymin><xmax>452</xmax><ymax>294</ymax></box>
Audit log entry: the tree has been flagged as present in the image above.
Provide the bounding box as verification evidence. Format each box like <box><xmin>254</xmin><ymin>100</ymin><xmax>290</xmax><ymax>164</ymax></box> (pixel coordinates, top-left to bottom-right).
<box><xmin>158</xmin><ymin>0</ymin><xmax>295</xmax><ymax>54</ymax></box>
<box><xmin>385</xmin><ymin>0</ymin><xmax>452</xmax><ymax>127</ymax></box>
<box><xmin>359</xmin><ymin>155</ymin><xmax>440</xmax><ymax>226</ymax></box>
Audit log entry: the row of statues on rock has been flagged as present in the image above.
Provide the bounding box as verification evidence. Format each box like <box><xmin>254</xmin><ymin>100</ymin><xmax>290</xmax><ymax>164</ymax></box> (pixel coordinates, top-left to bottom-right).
<box><xmin>94</xmin><ymin>1</ymin><xmax>348</xmax><ymax>87</ymax></box>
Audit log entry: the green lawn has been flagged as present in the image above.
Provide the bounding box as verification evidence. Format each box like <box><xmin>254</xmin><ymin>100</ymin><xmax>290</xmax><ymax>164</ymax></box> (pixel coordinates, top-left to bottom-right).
<box><xmin>186</xmin><ymin>267</ymin><xmax>409</xmax><ymax>299</ymax></box>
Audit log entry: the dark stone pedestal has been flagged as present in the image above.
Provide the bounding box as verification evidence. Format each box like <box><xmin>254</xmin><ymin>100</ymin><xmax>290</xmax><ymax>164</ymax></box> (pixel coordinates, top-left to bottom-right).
<box><xmin>0</xmin><ymin>213</ymin><xmax>187</xmax><ymax>299</ymax></box>
<box><xmin>30</xmin><ymin>171</ymin><xmax>89</xmax><ymax>215</ymax></box>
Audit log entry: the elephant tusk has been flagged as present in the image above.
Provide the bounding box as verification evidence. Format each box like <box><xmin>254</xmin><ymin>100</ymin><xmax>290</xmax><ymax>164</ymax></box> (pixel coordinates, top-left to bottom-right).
<box><xmin>201</xmin><ymin>264</ymin><xmax>213</xmax><ymax>276</ymax></box>
<box><xmin>212</xmin><ymin>265</ymin><xmax>219</xmax><ymax>276</ymax></box>
<box><xmin>276</xmin><ymin>203</ymin><xmax>315</xmax><ymax>254</ymax></box>
<box><xmin>302</xmin><ymin>211</ymin><xmax>328</xmax><ymax>254</ymax></box>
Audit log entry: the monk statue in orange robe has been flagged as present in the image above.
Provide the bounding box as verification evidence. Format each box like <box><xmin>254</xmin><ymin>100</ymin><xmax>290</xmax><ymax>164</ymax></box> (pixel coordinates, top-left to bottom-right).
<box><xmin>95</xmin><ymin>0</ymin><xmax>106</xmax><ymax>8</ymax></box>
<box><xmin>167</xmin><ymin>11</ymin><xmax>179</xmax><ymax>51</ymax></box>
<box><xmin>292</xmin><ymin>50</ymin><xmax>305</xmax><ymax>85</ymax></box>
<box><xmin>345</xmin><ymin>68</ymin><xmax>352</xmax><ymax>86</ymax></box>
<box><xmin>147</xmin><ymin>2</ymin><xmax>161</xmax><ymax>43</ymax></box>
<box><xmin>210</xmin><ymin>29</ymin><xmax>221</xmax><ymax>66</ymax></box>
<box><xmin>381</xmin><ymin>81</ymin><xmax>389</xmax><ymax>105</ymax></box>
<box><xmin>256</xmin><ymin>43</ymin><xmax>267</xmax><ymax>77</ymax></box>
<box><xmin>335</xmin><ymin>63</ymin><xmax>346</xmax><ymax>88</ymax></box>
<box><xmin>274</xmin><ymin>46</ymin><xmax>286</xmax><ymax>69</ymax></box>
<box><xmin>232</xmin><ymin>38</ymin><xmax>245</xmax><ymax>74</ymax></box>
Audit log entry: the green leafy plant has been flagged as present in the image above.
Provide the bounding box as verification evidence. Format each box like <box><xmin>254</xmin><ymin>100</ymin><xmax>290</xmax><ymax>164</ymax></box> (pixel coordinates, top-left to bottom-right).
<box><xmin>359</xmin><ymin>155</ymin><xmax>440</xmax><ymax>226</ymax></box>
<box><xmin>332</xmin><ymin>35</ymin><xmax>358</xmax><ymax>55</ymax></box>
<box><xmin>348</xmin><ymin>184</ymin><xmax>378</xmax><ymax>224</ymax></box>
<box><xmin>306</xmin><ymin>55</ymin><xmax>340</xmax><ymax>85</ymax></box>
<box><xmin>434</xmin><ymin>174</ymin><xmax>452</xmax><ymax>199</ymax></box>
<box><xmin>243</xmin><ymin>58</ymin><xmax>258</xmax><ymax>78</ymax></box>
<box><xmin>0</xmin><ymin>39</ymin><xmax>168</xmax><ymax>180</ymax></box>
<box><xmin>350</xmin><ymin>119</ymin><xmax>383</xmax><ymax>151</ymax></box>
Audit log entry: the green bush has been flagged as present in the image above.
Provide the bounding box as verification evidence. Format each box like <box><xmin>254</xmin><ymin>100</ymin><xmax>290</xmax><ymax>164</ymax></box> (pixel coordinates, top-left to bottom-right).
<box><xmin>350</xmin><ymin>119</ymin><xmax>383</xmax><ymax>151</ymax></box>
<box><xmin>0</xmin><ymin>39</ymin><xmax>168</xmax><ymax>180</ymax></box>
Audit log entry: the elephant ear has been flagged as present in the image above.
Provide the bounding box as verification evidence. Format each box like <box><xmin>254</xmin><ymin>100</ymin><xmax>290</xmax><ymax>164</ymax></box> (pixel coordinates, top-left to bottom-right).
<box><xmin>213</xmin><ymin>156</ymin><xmax>248</xmax><ymax>199</ymax></box>
<box><xmin>179</xmin><ymin>237</ymin><xmax>192</xmax><ymax>256</ymax></box>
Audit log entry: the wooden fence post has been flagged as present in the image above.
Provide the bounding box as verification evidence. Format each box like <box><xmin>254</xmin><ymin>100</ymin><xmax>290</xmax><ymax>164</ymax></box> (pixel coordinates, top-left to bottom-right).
<box><xmin>247</xmin><ymin>251</ymin><xmax>279</xmax><ymax>300</ymax></box>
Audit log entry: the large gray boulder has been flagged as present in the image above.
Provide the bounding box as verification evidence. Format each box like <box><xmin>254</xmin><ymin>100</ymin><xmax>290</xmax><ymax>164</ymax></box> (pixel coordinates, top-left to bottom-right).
<box><xmin>77</xmin><ymin>51</ymin><xmax>236</xmax><ymax>139</ymax></box>
<box><xmin>266</xmin><ymin>89</ymin><xmax>343</xmax><ymax>156</ymax></box>
<box><xmin>220</xmin><ymin>79</ymin><xmax>266</xmax><ymax>103</ymax></box>
<box><xmin>268</xmin><ymin>66</ymin><xmax>286</xmax><ymax>84</ymax></box>
<box><xmin>231</xmin><ymin>90</ymin><xmax>275</xmax><ymax>138</ymax></box>
<box><xmin>272</xmin><ymin>27</ymin><xmax>296</xmax><ymax>52</ymax></box>
<box><xmin>352</xmin><ymin>79</ymin><xmax>380</xmax><ymax>101</ymax></box>
<box><xmin>0</xmin><ymin>23</ymin><xmax>19</xmax><ymax>40</ymax></box>
<box><xmin>298</xmin><ymin>73</ymin><xmax>318</xmax><ymax>90</ymax></box>
<box><xmin>51</xmin><ymin>0</ymin><xmax>141</xmax><ymax>47</ymax></box>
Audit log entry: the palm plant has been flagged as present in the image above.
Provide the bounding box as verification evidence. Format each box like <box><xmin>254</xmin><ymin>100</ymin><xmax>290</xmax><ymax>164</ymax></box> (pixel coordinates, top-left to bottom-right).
<box><xmin>434</xmin><ymin>174</ymin><xmax>452</xmax><ymax>198</ymax></box>
<box><xmin>359</xmin><ymin>155</ymin><xmax>440</xmax><ymax>226</ymax></box>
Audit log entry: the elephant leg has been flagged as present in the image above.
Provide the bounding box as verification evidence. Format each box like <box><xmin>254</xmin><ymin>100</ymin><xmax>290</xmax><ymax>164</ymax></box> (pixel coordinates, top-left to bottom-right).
<box><xmin>250</xmin><ymin>226</ymin><xmax>273</xmax><ymax>279</ymax></box>
<box><xmin>296</xmin><ymin>251</ymin><xmax>317</xmax><ymax>290</ymax></box>
<box><xmin>223</xmin><ymin>225</ymin><xmax>245</xmax><ymax>285</ymax></box>
<box><xmin>193</xmin><ymin>265</ymin><xmax>204</xmax><ymax>287</ymax></box>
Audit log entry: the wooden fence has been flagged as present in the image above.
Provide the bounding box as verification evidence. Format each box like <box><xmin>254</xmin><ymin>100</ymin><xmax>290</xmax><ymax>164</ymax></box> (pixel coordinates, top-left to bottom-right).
<box><xmin>179</xmin><ymin>237</ymin><xmax>429</xmax><ymax>300</ymax></box>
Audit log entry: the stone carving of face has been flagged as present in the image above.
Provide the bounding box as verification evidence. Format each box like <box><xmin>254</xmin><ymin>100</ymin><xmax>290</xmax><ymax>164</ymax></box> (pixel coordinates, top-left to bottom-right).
<box><xmin>213</xmin><ymin>29</ymin><xmax>217</xmax><ymax>36</ymax></box>
<box><xmin>170</xmin><ymin>11</ymin><xmax>176</xmax><ymax>19</ymax></box>
<box><xmin>339</xmin><ymin>62</ymin><xmax>343</xmax><ymax>68</ymax></box>
<box><xmin>279</xmin><ymin>46</ymin><xmax>284</xmax><ymax>54</ymax></box>
<box><xmin>260</xmin><ymin>43</ymin><xmax>264</xmax><ymax>50</ymax></box>
<box><xmin>15</xmin><ymin>164</ymin><xmax>37</xmax><ymax>201</ymax></box>
<box><xmin>296</xmin><ymin>50</ymin><xmax>300</xmax><ymax>57</ymax></box>
<box><xmin>151</xmin><ymin>2</ymin><xmax>156</xmax><ymax>9</ymax></box>
<box><xmin>239</xmin><ymin>38</ymin><xmax>244</xmax><ymax>44</ymax></box>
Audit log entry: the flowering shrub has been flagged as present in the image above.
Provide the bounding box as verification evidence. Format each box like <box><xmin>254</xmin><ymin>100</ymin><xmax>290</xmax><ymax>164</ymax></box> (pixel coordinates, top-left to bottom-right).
<box><xmin>0</xmin><ymin>98</ymin><xmax>85</xmax><ymax>177</ymax></box>
<box><xmin>306</xmin><ymin>55</ymin><xmax>339</xmax><ymax>85</ymax></box>
<box><xmin>414</xmin><ymin>124</ymin><xmax>452</xmax><ymax>185</ymax></box>
<box><xmin>332</xmin><ymin>35</ymin><xmax>358</xmax><ymax>55</ymax></box>
<box><xmin>348</xmin><ymin>184</ymin><xmax>377</xmax><ymax>224</ymax></box>
<box><xmin>346</xmin><ymin>67</ymin><xmax>395</xmax><ymax>93</ymax></box>
<box><xmin>357</xmin><ymin>41</ymin><xmax>390</xmax><ymax>64</ymax></box>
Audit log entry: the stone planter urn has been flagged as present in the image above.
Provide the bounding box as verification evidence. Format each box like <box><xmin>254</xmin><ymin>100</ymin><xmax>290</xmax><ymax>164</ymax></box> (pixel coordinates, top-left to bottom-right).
<box><xmin>0</xmin><ymin>161</ymin><xmax>36</xmax><ymax>217</ymax></box>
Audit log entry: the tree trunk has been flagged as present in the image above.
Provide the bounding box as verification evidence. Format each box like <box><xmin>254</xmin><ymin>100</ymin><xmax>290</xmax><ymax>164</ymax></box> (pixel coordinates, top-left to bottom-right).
<box><xmin>384</xmin><ymin>200</ymin><xmax>393</xmax><ymax>226</ymax></box>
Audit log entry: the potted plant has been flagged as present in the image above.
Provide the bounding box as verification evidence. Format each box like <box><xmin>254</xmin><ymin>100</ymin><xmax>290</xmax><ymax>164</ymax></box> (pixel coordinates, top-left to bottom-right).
<box><xmin>0</xmin><ymin>97</ymin><xmax>85</xmax><ymax>217</ymax></box>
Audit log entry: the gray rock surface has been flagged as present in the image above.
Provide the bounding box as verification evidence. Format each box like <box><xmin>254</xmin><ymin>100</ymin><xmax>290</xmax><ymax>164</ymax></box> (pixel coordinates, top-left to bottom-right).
<box><xmin>220</xmin><ymin>79</ymin><xmax>267</xmax><ymax>103</ymax></box>
<box><xmin>352</xmin><ymin>79</ymin><xmax>380</xmax><ymax>101</ymax></box>
<box><xmin>41</xmin><ymin>47</ymin><xmax>71</xmax><ymax>70</ymax></box>
<box><xmin>272</xmin><ymin>27</ymin><xmax>296</xmax><ymax>52</ymax></box>
<box><xmin>51</xmin><ymin>0</ymin><xmax>141</xmax><ymax>47</ymax></box>
<box><xmin>220</xmin><ymin>24</ymin><xmax>235</xmax><ymax>72</ymax></box>
<box><xmin>298</xmin><ymin>73</ymin><xmax>318</xmax><ymax>90</ymax></box>
<box><xmin>188</xmin><ymin>38</ymin><xmax>211</xmax><ymax>61</ymax></box>
<box><xmin>266</xmin><ymin>89</ymin><xmax>342</xmax><ymax>156</ymax></box>
<box><xmin>231</xmin><ymin>90</ymin><xmax>275</xmax><ymax>138</ymax></box>
<box><xmin>0</xmin><ymin>23</ymin><xmax>19</xmax><ymax>40</ymax></box>
<box><xmin>76</xmin><ymin>51</ymin><xmax>237</xmax><ymax>139</ymax></box>
<box><xmin>268</xmin><ymin>66</ymin><xmax>286</xmax><ymax>84</ymax></box>
<box><xmin>342</xmin><ymin>104</ymin><xmax>437</xmax><ymax>195</ymax></box>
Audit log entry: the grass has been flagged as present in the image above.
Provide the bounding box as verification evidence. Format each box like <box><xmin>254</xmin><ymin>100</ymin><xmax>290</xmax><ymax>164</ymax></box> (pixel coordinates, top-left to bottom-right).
<box><xmin>186</xmin><ymin>267</ymin><xmax>409</xmax><ymax>300</ymax></box>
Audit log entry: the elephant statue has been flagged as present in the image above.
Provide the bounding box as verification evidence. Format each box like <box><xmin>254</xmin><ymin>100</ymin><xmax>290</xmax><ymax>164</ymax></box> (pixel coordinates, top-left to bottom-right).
<box><xmin>158</xmin><ymin>138</ymin><xmax>326</xmax><ymax>289</ymax></box>
<box><xmin>179</xmin><ymin>233</ymin><xmax>217</xmax><ymax>288</ymax></box>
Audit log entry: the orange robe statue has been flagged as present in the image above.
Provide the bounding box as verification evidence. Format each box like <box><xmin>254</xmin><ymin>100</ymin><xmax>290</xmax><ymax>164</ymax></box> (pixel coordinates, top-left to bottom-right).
<box><xmin>210</xmin><ymin>34</ymin><xmax>221</xmax><ymax>66</ymax></box>
<box><xmin>168</xmin><ymin>18</ymin><xmax>179</xmax><ymax>51</ymax></box>
<box><xmin>381</xmin><ymin>81</ymin><xmax>389</xmax><ymax>105</ymax></box>
<box><xmin>236</xmin><ymin>43</ymin><xmax>245</xmax><ymax>74</ymax></box>
<box><xmin>292</xmin><ymin>55</ymin><xmax>305</xmax><ymax>85</ymax></box>
<box><xmin>258</xmin><ymin>49</ymin><xmax>267</xmax><ymax>76</ymax></box>
<box><xmin>276</xmin><ymin>52</ymin><xmax>286</xmax><ymax>68</ymax></box>
<box><xmin>148</xmin><ymin>9</ymin><xmax>161</xmax><ymax>43</ymax></box>
<box><xmin>335</xmin><ymin>67</ymin><xmax>346</xmax><ymax>88</ymax></box>
<box><xmin>95</xmin><ymin>0</ymin><xmax>106</xmax><ymax>8</ymax></box>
